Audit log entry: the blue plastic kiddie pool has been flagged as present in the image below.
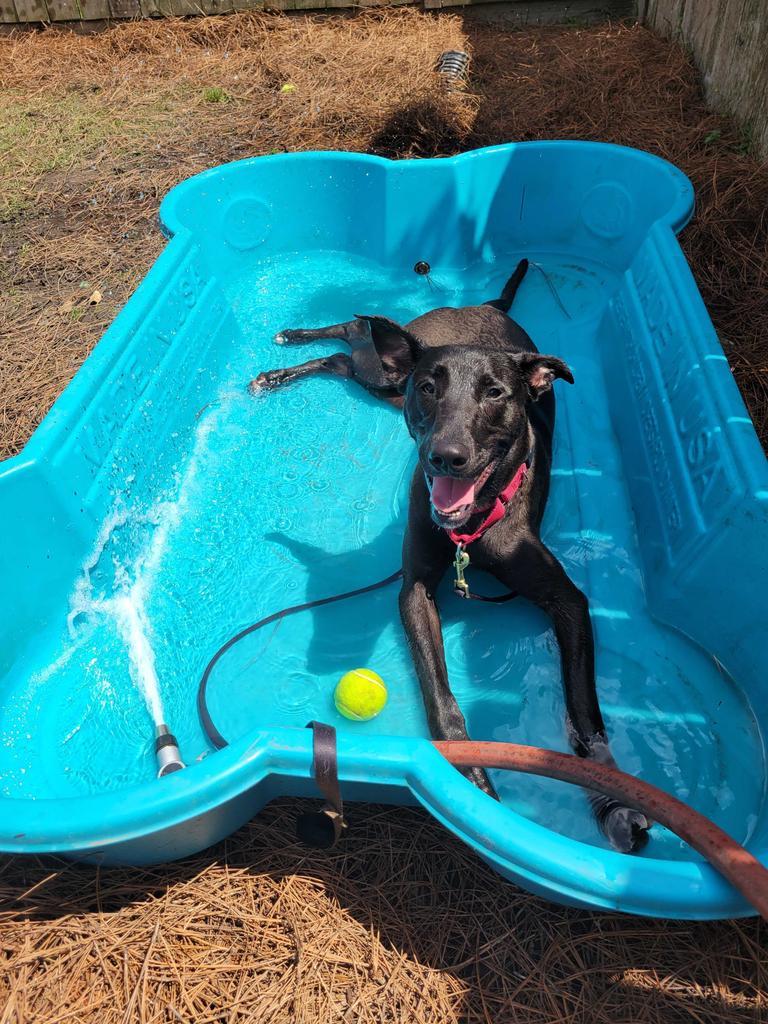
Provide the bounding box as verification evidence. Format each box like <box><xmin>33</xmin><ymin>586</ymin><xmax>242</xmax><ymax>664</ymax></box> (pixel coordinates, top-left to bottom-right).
<box><xmin>1</xmin><ymin>143</ymin><xmax>767</xmax><ymax>919</ymax></box>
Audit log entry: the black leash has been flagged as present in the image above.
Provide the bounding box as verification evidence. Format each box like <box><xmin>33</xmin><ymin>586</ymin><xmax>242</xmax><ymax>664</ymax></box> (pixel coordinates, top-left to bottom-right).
<box><xmin>455</xmin><ymin>584</ymin><xmax>518</xmax><ymax>603</ymax></box>
<box><xmin>197</xmin><ymin>569</ymin><xmax>405</xmax><ymax>750</ymax></box>
<box><xmin>196</xmin><ymin>565</ymin><xmax>517</xmax><ymax>847</ymax></box>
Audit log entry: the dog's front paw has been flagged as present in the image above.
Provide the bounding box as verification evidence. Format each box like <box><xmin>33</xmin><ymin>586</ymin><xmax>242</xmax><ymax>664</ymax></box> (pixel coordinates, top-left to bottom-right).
<box><xmin>591</xmin><ymin>795</ymin><xmax>650</xmax><ymax>853</ymax></box>
<box><xmin>274</xmin><ymin>329</ymin><xmax>302</xmax><ymax>345</ymax></box>
<box><xmin>460</xmin><ymin>765</ymin><xmax>500</xmax><ymax>801</ymax></box>
<box><xmin>248</xmin><ymin>371</ymin><xmax>282</xmax><ymax>394</ymax></box>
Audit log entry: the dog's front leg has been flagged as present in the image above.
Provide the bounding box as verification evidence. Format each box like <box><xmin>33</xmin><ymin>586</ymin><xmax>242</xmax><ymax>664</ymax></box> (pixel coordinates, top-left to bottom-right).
<box><xmin>495</xmin><ymin>534</ymin><xmax>650</xmax><ymax>852</ymax></box>
<box><xmin>274</xmin><ymin>318</ymin><xmax>370</xmax><ymax>347</ymax></box>
<box><xmin>400</xmin><ymin>530</ymin><xmax>497</xmax><ymax>798</ymax></box>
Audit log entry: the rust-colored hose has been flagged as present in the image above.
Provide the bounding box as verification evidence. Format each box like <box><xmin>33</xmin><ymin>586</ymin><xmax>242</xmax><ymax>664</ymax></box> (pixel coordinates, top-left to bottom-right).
<box><xmin>434</xmin><ymin>740</ymin><xmax>768</xmax><ymax>920</ymax></box>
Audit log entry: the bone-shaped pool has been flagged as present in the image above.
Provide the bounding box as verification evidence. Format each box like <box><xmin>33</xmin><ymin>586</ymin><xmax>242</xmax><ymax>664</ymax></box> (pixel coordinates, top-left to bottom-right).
<box><xmin>2</xmin><ymin>144</ymin><xmax>767</xmax><ymax>918</ymax></box>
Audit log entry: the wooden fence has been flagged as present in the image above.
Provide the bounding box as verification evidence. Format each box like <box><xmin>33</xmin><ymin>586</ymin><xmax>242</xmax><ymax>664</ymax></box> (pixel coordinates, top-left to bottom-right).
<box><xmin>1</xmin><ymin>0</ymin><xmax>633</xmax><ymax>25</ymax></box>
<box><xmin>641</xmin><ymin>0</ymin><xmax>768</xmax><ymax>160</ymax></box>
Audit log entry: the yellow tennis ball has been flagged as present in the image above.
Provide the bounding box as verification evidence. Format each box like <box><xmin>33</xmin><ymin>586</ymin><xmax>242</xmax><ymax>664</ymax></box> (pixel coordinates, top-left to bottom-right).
<box><xmin>334</xmin><ymin>669</ymin><xmax>388</xmax><ymax>722</ymax></box>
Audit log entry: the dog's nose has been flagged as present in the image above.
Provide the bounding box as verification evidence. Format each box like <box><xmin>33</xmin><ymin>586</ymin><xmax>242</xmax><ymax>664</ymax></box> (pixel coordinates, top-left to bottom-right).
<box><xmin>429</xmin><ymin>443</ymin><xmax>469</xmax><ymax>473</ymax></box>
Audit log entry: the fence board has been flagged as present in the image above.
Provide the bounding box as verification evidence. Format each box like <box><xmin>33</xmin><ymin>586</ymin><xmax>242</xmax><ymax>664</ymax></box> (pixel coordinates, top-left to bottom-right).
<box><xmin>156</xmin><ymin>0</ymin><xmax>204</xmax><ymax>14</ymax></box>
<box><xmin>0</xmin><ymin>0</ymin><xmax>18</xmax><ymax>22</ymax></box>
<box><xmin>78</xmin><ymin>0</ymin><xmax>110</xmax><ymax>15</ymax></box>
<box><xmin>645</xmin><ymin>0</ymin><xmax>684</xmax><ymax>35</ymax></box>
<box><xmin>45</xmin><ymin>0</ymin><xmax>81</xmax><ymax>18</ymax></box>
<box><xmin>11</xmin><ymin>0</ymin><xmax>49</xmax><ymax>18</ymax></box>
<box><xmin>107</xmin><ymin>0</ymin><xmax>140</xmax><ymax>13</ymax></box>
<box><xmin>203</xmin><ymin>0</ymin><xmax>234</xmax><ymax>13</ymax></box>
<box><xmin>7</xmin><ymin>0</ymin><xmax>634</xmax><ymax>21</ymax></box>
<box><xmin>108</xmin><ymin>0</ymin><xmax>141</xmax><ymax>15</ymax></box>
<box><xmin>680</xmin><ymin>0</ymin><xmax>720</xmax><ymax>68</ymax></box>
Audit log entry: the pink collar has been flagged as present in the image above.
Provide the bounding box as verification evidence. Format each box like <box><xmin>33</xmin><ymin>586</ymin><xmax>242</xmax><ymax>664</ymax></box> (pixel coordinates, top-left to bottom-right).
<box><xmin>443</xmin><ymin>455</ymin><xmax>531</xmax><ymax>546</ymax></box>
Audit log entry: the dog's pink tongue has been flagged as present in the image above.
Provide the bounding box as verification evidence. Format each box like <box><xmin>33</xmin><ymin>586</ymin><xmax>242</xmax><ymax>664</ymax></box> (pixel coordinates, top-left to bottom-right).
<box><xmin>430</xmin><ymin>476</ymin><xmax>476</xmax><ymax>513</ymax></box>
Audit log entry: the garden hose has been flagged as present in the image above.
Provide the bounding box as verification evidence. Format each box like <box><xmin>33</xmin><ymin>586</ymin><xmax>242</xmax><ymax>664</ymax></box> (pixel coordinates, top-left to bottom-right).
<box><xmin>434</xmin><ymin>740</ymin><xmax>768</xmax><ymax>921</ymax></box>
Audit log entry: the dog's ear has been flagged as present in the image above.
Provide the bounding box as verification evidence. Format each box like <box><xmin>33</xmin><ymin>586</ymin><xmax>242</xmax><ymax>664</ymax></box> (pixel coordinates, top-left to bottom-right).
<box><xmin>354</xmin><ymin>314</ymin><xmax>422</xmax><ymax>386</ymax></box>
<box><xmin>514</xmin><ymin>353</ymin><xmax>574</xmax><ymax>400</ymax></box>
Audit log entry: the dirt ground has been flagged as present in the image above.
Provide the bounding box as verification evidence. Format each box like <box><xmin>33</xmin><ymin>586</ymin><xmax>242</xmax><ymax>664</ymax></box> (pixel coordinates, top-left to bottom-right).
<box><xmin>1</xmin><ymin>11</ymin><xmax>767</xmax><ymax>1023</ymax></box>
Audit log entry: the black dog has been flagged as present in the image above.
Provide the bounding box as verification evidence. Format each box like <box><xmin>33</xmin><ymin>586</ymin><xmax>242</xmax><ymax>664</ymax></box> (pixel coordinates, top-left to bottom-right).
<box><xmin>250</xmin><ymin>259</ymin><xmax>649</xmax><ymax>853</ymax></box>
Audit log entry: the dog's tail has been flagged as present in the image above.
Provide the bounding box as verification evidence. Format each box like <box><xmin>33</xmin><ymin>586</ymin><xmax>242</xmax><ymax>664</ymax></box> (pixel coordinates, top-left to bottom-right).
<box><xmin>488</xmin><ymin>258</ymin><xmax>529</xmax><ymax>313</ymax></box>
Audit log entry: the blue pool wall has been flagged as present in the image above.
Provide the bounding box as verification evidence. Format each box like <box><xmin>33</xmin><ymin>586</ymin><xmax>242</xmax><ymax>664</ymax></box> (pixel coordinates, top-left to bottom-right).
<box><xmin>159</xmin><ymin>145</ymin><xmax>693</xmax><ymax>276</ymax></box>
<box><xmin>0</xmin><ymin>237</ymin><xmax>241</xmax><ymax>680</ymax></box>
<box><xmin>602</xmin><ymin>226</ymin><xmax>768</xmax><ymax>740</ymax></box>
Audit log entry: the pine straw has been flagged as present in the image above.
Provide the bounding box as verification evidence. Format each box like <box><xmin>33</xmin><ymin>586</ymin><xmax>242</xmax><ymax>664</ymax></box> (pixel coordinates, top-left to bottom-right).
<box><xmin>1</xmin><ymin>801</ymin><xmax>766</xmax><ymax>1023</ymax></box>
<box><xmin>1</xmin><ymin>12</ymin><xmax>767</xmax><ymax>1023</ymax></box>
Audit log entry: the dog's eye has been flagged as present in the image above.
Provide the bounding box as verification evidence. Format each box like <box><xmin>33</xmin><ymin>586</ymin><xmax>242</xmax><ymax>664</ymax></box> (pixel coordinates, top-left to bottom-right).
<box><xmin>485</xmin><ymin>386</ymin><xmax>505</xmax><ymax>400</ymax></box>
<box><xmin>419</xmin><ymin>380</ymin><xmax>436</xmax><ymax>396</ymax></box>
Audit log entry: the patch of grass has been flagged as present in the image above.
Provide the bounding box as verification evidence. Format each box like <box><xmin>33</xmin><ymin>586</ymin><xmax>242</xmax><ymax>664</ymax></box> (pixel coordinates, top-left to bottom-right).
<box><xmin>0</xmin><ymin>93</ymin><xmax>113</xmax><ymax>219</ymax></box>
<box><xmin>736</xmin><ymin>122</ymin><xmax>755</xmax><ymax>156</ymax></box>
<box><xmin>704</xmin><ymin>128</ymin><xmax>721</xmax><ymax>146</ymax></box>
<box><xmin>202</xmin><ymin>86</ymin><xmax>230</xmax><ymax>103</ymax></box>
<box><xmin>0</xmin><ymin>88</ymin><xmax>194</xmax><ymax>223</ymax></box>
<box><xmin>0</xmin><ymin>195</ymin><xmax>29</xmax><ymax>224</ymax></box>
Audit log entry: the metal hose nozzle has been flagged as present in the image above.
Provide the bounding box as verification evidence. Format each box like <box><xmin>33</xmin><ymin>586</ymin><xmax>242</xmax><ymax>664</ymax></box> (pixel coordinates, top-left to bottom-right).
<box><xmin>155</xmin><ymin>724</ymin><xmax>185</xmax><ymax>777</ymax></box>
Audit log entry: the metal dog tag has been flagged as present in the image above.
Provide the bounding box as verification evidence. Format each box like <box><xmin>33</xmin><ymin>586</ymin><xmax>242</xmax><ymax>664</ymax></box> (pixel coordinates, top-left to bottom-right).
<box><xmin>454</xmin><ymin>545</ymin><xmax>471</xmax><ymax>598</ymax></box>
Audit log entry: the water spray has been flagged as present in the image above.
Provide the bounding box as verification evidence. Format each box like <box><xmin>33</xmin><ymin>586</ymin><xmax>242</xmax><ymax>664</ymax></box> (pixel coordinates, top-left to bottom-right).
<box><xmin>110</xmin><ymin>589</ymin><xmax>185</xmax><ymax>779</ymax></box>
<box><xmin>154</xmin><ymin>724</ymin><xmax>185</xmax><ymax>777</ymax></box>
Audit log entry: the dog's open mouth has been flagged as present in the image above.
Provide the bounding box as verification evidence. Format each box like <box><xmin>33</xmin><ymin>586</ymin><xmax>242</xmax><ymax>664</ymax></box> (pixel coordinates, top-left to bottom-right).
<box><xmin>427</xmin><ymin>460</ymin><xmax>498</xmax><ymax>528</ymax></box>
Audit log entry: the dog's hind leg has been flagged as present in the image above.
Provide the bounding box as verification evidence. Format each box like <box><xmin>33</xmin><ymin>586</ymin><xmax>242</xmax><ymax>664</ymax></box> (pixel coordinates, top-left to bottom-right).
<box><xmin>249</xmin><ymin>353</ymin><xmax>353</xmax><ymax>393</ymax></box>
<box><xmin>275</xmin><ymin>318</ymin><xmax>370</xmax><ymax>348</ymax></box>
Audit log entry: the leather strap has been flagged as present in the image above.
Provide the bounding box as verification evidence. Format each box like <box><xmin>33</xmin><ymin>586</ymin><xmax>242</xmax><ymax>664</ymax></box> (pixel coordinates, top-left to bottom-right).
<box><xmin>296</xmin><ymin>721</ymin><xmax>347</xmax><ymax>848</ymax></box>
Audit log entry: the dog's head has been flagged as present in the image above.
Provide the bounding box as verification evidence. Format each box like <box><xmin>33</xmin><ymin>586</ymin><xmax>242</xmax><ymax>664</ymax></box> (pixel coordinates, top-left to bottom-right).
<box><xmin>357</xmin><ymin>314</ymin><xmax>573</xmax><ymax>530</ymax></box>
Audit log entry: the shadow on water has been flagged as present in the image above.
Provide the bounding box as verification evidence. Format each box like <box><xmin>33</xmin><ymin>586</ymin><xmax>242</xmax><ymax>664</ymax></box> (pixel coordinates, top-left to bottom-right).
<box><xmin>264</xmin><ymin>520</ymin><xmax>405</xmax><ymax>676</ymax></box>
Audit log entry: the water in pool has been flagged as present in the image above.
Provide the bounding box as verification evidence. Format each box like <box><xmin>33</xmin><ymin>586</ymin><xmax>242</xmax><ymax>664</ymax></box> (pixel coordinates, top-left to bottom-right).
<box><xmin>1</xmin><ymin>251</ymin><xmax>763</xmax><ymax>858</ymax></box>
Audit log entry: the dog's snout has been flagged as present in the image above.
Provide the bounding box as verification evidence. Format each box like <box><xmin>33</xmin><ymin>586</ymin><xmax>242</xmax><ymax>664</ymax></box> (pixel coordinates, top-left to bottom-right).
<box><xmin>428</xmin><ymin>442</ymin><xmax>470</xmax><ymax>474</ymax></box>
